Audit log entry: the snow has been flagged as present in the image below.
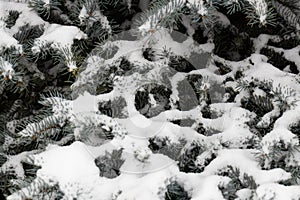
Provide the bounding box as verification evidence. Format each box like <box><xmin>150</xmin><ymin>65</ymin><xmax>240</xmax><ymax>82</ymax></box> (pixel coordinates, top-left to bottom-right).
<box><xmin>261</xmin><ymin>128</ymin><xmax>299</xmax><ymax>154</ymax></box>
<box><xmin>42</xmin><ymin>0</ymin><xmax>50</xmax><ymax>5</ymax></box>
<box><xmin>7</xmin><ymin>141</ymin><xmax>179</xmax><ymax>200</ymax></box>
<box><xmin>2</xmin><ymin>1</ymin><xmax>300</xmax><ymax>199</ymax></box>
<box><xmin>187</xmin><ymin>0</ymin><xmax>208</xmax><ymax>16</ymax></box>
<box><xmin>32</xmin><ymin>24</ymin><xmax>87</xmax><ymax>51</ymax></box>
<box><xmin>34</xmin><ymin>142</ymin><xmax>99</xmax><ymax>187</ymax></box>
<box><xmin>252</xmin><ymin>34</ymin><xmax>272</xmax><ymax>52</ymax></box>
<box><xmin>72</xmin><ymin>91</ymin><xmax>98</xmax><ymax>115</ymax></box>
<box><xmin>246</xmin><ymin>0</ymin><xmax>269</xmax><ymax>25</ymax></box>
<box><xmin>1</xmin><ymin>151</ymin><xmax>37</xmax><ymax>179</ymax></box>
<box><xmin>269</xmin><ymin>45</ymin><xmax>300</xmax><ymax>72</ymax></box>
<box><xmin>201</xmin><ymin>149</ymin><xmax>291</xmax><ymax>184</ymax></box>
<box><xmin>0</xmin><ymin>24</ymin><xmax>20</xmax><ymax>51</ymax></box>
<box><xmin>0</xmin><ymin>57</ymin><xmax>15</xmax><ymax>80</ymax></box>
<box><xmin>78</xmin><ymin>5</ymin><xmax>88</xmax><ymax>24</ymax></box>
<box><xmin>0</xmin><ymin>1</ymin><xmax>46</xmax><ymax>34</ymax></box>
<box><xmin>274</xmin><ymin>104</ymin><xmax>300</xmax><ymax>128</ymax></box>
<box><xmin>31</xmin><ymin>23</ymin><xmax>86</xmax><ymax>71</ymax></box>
<box><xmin>179</xmin><ymin>174</ymin><xmax>230</xmax><ymax>200</ymax></box>
<box><xmin>236</xmin><ymin>188</ymin><xmax>253</xmax><ymax>200</ymax></box>
<box><xmin>120</xmin><ymin>153</ymin><xmax>175</xmax><ymax>174</ymax></box>
<box><xmin>255</xmin><ymin>183</ymin><xmax>300</xmax><ymax>200</ymax></box>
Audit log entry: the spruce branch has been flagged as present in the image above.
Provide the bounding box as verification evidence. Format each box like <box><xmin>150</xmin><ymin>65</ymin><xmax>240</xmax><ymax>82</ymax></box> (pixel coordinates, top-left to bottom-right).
<box><xmin>244</xmin><ymin>0</ymin><xmax>277</xmax><ymax>27</ymax></box>
<box><xmin>272</xmin><ymin>0</ymin><xmax>300</xmax><ymax>29</ymax></box>
<box><xmin>28</xmin><ymin>0</ymin><xmax>61</xmax><ymax>19</ymax></box>
<box><xmin>215</xmin><ymin>0</ymin><xmax>246</xmax><ymax>15</ymax></box>
<box><xmin>137</xmin><ymin>0</ymin><xmax>186</xmax><ymax>32</ymax></box>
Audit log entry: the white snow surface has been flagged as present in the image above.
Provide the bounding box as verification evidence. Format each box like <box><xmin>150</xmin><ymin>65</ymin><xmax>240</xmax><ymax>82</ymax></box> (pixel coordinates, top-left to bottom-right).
<box><xmin>2</xmin><ymin>1</ymin><xmax>300</xmax><ymax>199</ymax></box>
<box><xmin>32</xmin><ymin>23</ymin><xmax>87</xmax><ymax>51</ymax></box>
<box><xmin>0</xmin><ymin>1</ymin><xmax>46</xmax><ymax>34</ymax></box>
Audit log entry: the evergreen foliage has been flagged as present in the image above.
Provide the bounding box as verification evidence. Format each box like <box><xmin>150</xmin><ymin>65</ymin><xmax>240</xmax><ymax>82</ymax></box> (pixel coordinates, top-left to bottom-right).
<box><xmin>0</xmin><ymin>0</ymin><xmax>299</xmax><ymax>199</ymax></box>
<box><xmin>165</xmin><ymin>180</ymin><xmax>191</xmax><ymax>200</ymax></box>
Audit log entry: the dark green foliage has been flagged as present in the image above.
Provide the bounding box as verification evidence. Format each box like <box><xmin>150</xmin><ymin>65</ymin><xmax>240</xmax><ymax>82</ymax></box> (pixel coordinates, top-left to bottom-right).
<box><xmin>214</xmin><ymin>0</ymin><xmax>246</xmax><ymax>15</ymax></box>
<box><xmin>137</xmin><ymin>0</ymin><xmax>185</xmax><ymax>31</ymax></box>
<box><xmin>0</xmin><ymin>92</ymin><xmax>74</xmax><ymax>161</ymax></box>
<box><xmin>201</xmin><ymin>105</ymin><xmax>212</xmax><ymax>119</ymax></box>
<box><xmin>238</xmin><ymin>81</ymin><xmax>286</xmax><ymax>138</ymax></box>
<box><xmin>143</xmin><ymin>47</ymin><xmax>172</xmax><ymax>62</ymax></box>
<box><xmin>165</xmin><ymin>181</ymin><xmax>191</xmax><ymax>200</ymax></box>
<box><xmin>238</xmin><ymin>79</ymin><xmax>296</xmax><ymax>118</ymax></box>
<box><xmin>241</xmin><ymin>94</ymin><xmax>274</xmax><ymax>117</ymax></box>
<box><xmin>170</xmin><ymin>119</ymin><xmax>195</xmax><ymax>127</ymax></box>
<box><xmin>234</xmin><ymin>70</ymin><xmax>244</xmax><ymax>80</ymax></box>
<box><xmin>187</xmin><ymin>74</ymin><xmax>211</xmax><ymax>105</ymax></box>
<box><xmin>282</xmin><ymin>166</ymin><xmax>300</xmax><ymax>185</ymax></box>
<box><xmin>255</xmin><ymin>139</ymin><xmax>299</xmax><ymax>172</ymax></box>
<box><xmin>187</xmin><ymin>74</ymin><xmax>202</xmax><ymax>88</ymax></box>
<box><xmin>195</xmin><ymin>122</ymin><xmax>206</xmax><ymax>135</ymax></box>
<box><xmin>148</xmin><ymin>137</ymin><xmax>168</xmax><ymax>152</ymax></box>
<box><xmin>73</xmin><ymin>22</ymin><xmax>114</xmax><ymax>58</ymax></box>
<box><xmin>75</xmin><ymin>116</ymin><xmax>114</xmax><ymax>146</ymax></box>
<box><xmin>0</xmin><ymin>191</ymin><xmax>5</xmax><ymax>199</ymax></box>
<box><xmin>96</xmin><ymin>81</ymin><xmax>114</xmax><ymax>95</ymax></box>
<box><xmin>35</xmin><ymin>183</ymin><xmax>65</xmax><ymax>200</ymax></box>
<box><xmin>0</xmin><ymin>0</ymin><xmax>299</xmax><ymax>198</ymax></box>
<box><xmin>267</xmin><ymin>142</ymin><xmax>297</xmax><ymax>169</ymax></box>
<box><xmin>168</xmin><ymin>55</ymin><xmax>196</xmax><ymax>72</ymax></box>
<box><xmin>135</xmin><ymin>84</ymin><xmax>172</xmax><ymax>118</ymax></box>
<box><xmin>225</xmin><ymin>86</ymin><xmax>239</xmax><ymax>102</ymax></box>
<box><xmin>5</xmin><ymin>137</ymin><xmax>39</xmax><ymax>155</ymax></box>
<box><xmin>0</xmin><ymin>159</ymin><xmax>44</xmax><ymax>198</ymax></box>
<box><xmin>260</xmin><ymin>47</ymin><xmax>299</xmax><ymax>74</ymax></box>
<box><xmin>194</xmin><ymin>123</ymin><xmax>220</xmax><ymax>136</ymax></box>
<box><xmin>16</xmin><ymin>179</ymin><xmax>65</xmax><ymax>200</ymax></box>
<box><xmin>22</xmin><ymin>162</ymin><xmax>41</xmax><ymax>178</ymax></box>
<box><xmin>272</xmin><ymin>86</ymin><xmax>296</xmax><ymax>112</ymax></box>
<box><xmin>256</xmin><ymin>80</ymin><xmax>273</xmax><ymax>94</ymax></box>
<box><xmin>98</xmin><ymin>97</ymin><xmax>127</xmax><ymax>118</ymax></box>
<box><xmin>0</xmin><ymin>154</ymin><xmax>7</xmax><ymax>167</ymax></box>
<box><xmin>94</xmin><ymin>65</ymin><xmax>115</xmax><ymax>95</ymax></box>
<box><xmin>5</xmin><ymin>10</ymin><xmax>20</xmax><ymax>29</ymax></box>
<box><xmin>213</xmin><ymin>26</ymin><xmax>253</xmax><ymax>61</ymax></box>
<box><xmin>214</xmin><ymin>61</ymin><xmax>232</xmax><ymax>75</ymax></box>
<box><xmin>0</xmin><ymin>171</ymin><xmax>18</xmax><ymax>197</ymax></box>
<box><xmin>218</xmin><ymin>166</ymin><xmax>256</xmax><ymax>200</ymax></box>
<box><xmin>148</xmin><ymin>137</ymin><xmax>186</xmax><ymax>161</ymax></box>
<box><xmin>247</xmin><ymin>118</ymin><xmax>276</xmax><ymax>138</ymax></box>
<box><xmin>143</xmin><ymin>47</ymin><xmax>159</xmax><ymax>62</ymax></box>
<box><xmin>192</xmin><ymin>25</ymin><xmax>208</xmax><ymax>44</ymax></box>
<box><xmin>28</xmin><ymin>0</ymin><xmax>61</xmax><ymax>20</ymax></box>
<box><xmin>272</xmin><ymin>0</ymin><xmax>300</xmax><ymax>29</ymax></box>
<box><xmin>9</xmin><ymin>118</ymin><xmax>73</xmax><ymax>151</ymax></box>
<box><xmin>289</xmin><ymin>121</ymin><xmax>300</xmax><ymax>141</ymax></box>
<box><xmin>241</xmin><ymin>136</ymin><xmax>260</xmax><ymax>149</ymax></box>
<box><xmin>178</xmin><ymin>141</ymin><xmax>205</xmax><ymax>173</ymax></box>
<box><xmin>94</xmin><ymin>149</ymin><xmax>125</xmax><ymax>178</ymax></box>
<box><xmin>268</xmin><ymin>34</ymin><xmax>300</xmax><ymax>49</ymax></box>
<box><xmin>217</xmin><ymin>5</ymin><xmax>291</xmax><ymax>38</ymax></box>
<box><xmin>119</xmin><ymin>57</ymin><xmax>134</xmax><ymax>72</ymax></box>
<box><xmin>13</xmin><ymin>24</ymin><xmax>44</xmax><ymax>45</ymax></box>
<box><xmin>99</xmin><ymin>0</ymin><xmax>140</xmax><ymax>26</ymax></box>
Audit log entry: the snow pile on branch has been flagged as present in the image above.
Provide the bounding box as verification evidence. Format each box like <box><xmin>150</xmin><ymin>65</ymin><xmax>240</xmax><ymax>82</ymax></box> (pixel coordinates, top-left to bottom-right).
<box><xmin>1</xmin><ymin>0</ymin><xmax>300</xmax><ymax>199</ymax></box>
<box><xmin>6</xmin><ymin>24</ymin><xmax>300</xmax><ymax>199</ymax></box>
<box><xmin>31</xmin><ymin>23</ymin><xmax>87</xmax><ymax>71</ymax></box>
